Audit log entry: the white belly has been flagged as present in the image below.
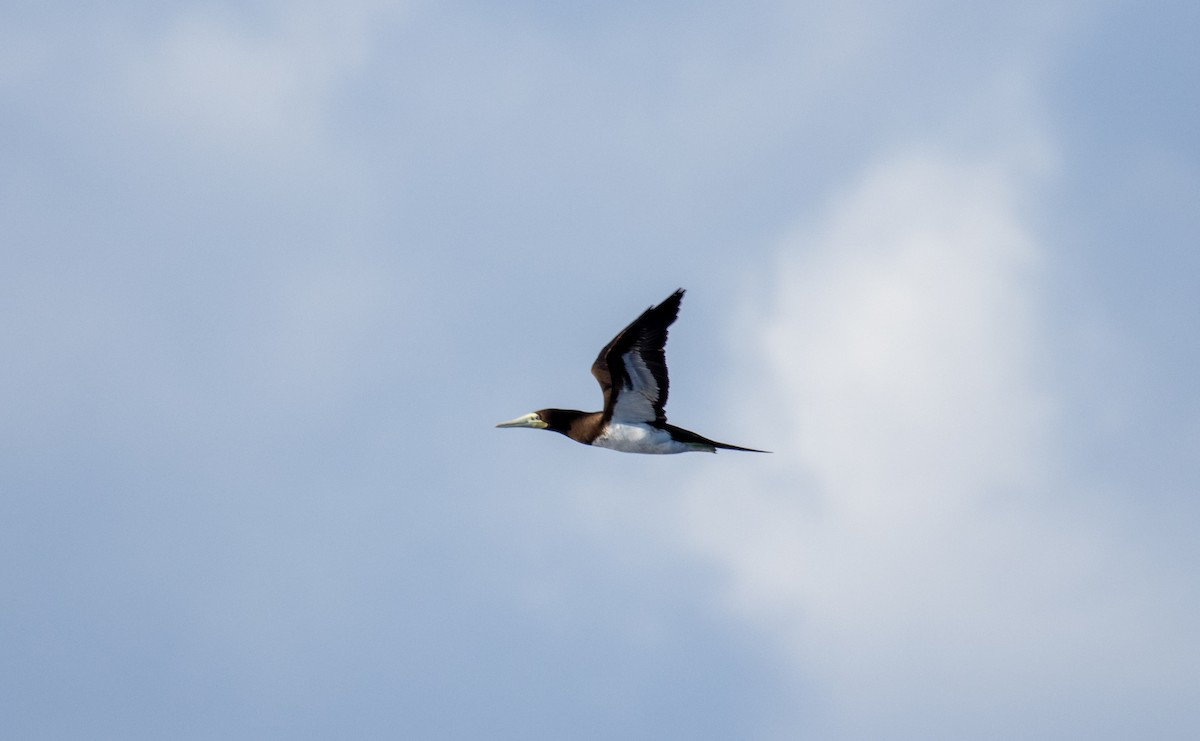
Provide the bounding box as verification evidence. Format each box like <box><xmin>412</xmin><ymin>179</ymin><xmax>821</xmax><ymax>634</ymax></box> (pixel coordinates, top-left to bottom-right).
<box><xmin>592</xmin><ymin>423</ymin><xmax>698</xmax><ymax>454</ymax></box>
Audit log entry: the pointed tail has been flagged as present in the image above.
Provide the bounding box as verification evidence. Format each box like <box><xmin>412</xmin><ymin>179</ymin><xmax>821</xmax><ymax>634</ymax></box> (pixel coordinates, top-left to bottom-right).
<box><xmin>665</xmin><ymin>423</ymin><xmax>771</xmax><ymax>453</ymax></box>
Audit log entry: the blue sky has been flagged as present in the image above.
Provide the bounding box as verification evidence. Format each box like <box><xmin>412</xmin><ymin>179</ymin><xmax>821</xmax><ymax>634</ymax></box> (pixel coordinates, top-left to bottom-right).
<box><xmin>3</xmin><ymin>1</ymin><xmax>1198</xmax><ymax>739</ymax></box>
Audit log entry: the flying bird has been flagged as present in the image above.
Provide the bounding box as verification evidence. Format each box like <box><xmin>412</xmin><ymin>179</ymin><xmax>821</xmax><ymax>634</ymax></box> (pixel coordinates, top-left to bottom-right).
<box><xmin>496</xmin><ymin>289</ymin><xmax>768</xmax><ymax>454</ymax></box>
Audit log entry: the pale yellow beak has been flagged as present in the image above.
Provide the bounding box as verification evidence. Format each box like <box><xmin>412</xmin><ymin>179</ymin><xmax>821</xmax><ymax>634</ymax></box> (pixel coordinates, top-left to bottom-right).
<box><xmin>495</xmin><ymin>412</ymin><xmax>547</xmax><ymax>429</ymax></box>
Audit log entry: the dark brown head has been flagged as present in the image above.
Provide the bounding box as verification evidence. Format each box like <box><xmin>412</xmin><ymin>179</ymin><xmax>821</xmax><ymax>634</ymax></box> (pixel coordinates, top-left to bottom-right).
<box><xmin>495</xmin><ymin>408</ymin><xmax>590</xmax><ymax>438</ymax></box>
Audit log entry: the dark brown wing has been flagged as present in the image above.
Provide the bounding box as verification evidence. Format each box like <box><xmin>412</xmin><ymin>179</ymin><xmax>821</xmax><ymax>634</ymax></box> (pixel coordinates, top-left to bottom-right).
<box><xmin>590</xmin><ymin>289</ymin><xmax>684</xmax><ymax>425</ymax></box>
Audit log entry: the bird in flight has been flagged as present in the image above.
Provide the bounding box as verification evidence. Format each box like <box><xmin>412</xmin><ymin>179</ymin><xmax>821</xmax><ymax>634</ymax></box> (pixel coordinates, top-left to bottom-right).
<box><xmin>496</xmin><ymin>289</ymin><xmax>768</xmax><ymax>454</ymax></box>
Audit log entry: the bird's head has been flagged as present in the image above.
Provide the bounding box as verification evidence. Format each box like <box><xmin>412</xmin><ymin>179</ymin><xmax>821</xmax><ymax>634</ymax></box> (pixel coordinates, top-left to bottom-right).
<box><xmin>495</xmin><ymin>409</ymin><xmax>582</xmax><ymax>436</ymax></box>
<box><xmin>495</xmin><ymin>411</ymin><xmax>550</xmax><ymax>430</ymax></box>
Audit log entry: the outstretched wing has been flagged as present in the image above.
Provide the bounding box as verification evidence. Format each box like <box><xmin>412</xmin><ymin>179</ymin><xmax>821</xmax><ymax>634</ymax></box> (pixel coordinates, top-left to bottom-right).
<box><xmin>590</xmin><ymin>289</ymin><xmax>684</xmax><ymax>426</ymax></box>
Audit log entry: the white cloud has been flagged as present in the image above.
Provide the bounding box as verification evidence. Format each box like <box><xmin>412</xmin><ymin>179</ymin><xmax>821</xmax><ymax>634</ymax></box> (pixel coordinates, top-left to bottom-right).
<box><xmin>671</xmin><ymin>147</ymin><xmax>1199</xmax><ymax>738</ymax></box>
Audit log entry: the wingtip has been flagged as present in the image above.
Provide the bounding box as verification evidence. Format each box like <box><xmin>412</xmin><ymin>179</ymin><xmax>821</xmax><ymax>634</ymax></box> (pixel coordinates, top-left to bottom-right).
<box><xmin>661</xmin><ymin>288</ymin><xmax>685</xmax><ymax>311</ymax></box>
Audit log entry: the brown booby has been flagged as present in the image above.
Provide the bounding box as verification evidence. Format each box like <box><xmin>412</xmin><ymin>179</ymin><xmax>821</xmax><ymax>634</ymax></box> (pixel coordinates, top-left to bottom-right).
<box><xmin>496</xmin><ymin>289</ymin><xmax>768</xmax><ymax>454</ymax></box>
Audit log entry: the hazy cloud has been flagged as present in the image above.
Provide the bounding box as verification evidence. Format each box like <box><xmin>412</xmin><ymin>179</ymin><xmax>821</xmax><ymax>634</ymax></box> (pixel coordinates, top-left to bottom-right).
<box><xmin>122</xmin><ymin>2</ymin><xmax>404</xmax><ymax>153</ymax></box>
<box><xmin>672</xmin><ymin>146</ymin><xmax>1198</xmax><ymax>738</ymax></box>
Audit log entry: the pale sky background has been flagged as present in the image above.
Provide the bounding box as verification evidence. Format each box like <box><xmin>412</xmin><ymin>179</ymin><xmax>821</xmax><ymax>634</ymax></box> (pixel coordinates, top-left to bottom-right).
<box><xmin>3</xmin><ymin>1</ymin><xmax>1198</xmax><ymax>739</ymax></box>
